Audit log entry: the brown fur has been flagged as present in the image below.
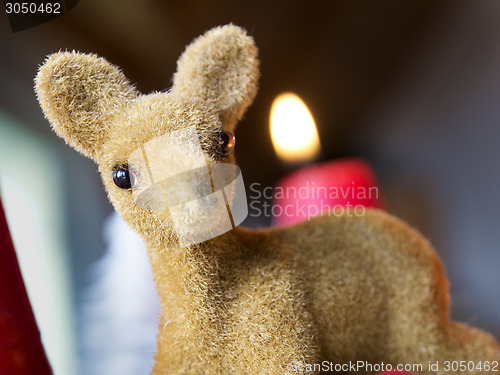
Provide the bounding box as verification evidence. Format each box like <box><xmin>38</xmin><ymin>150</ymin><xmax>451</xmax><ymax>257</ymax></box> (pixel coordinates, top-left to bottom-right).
<box><xmin>35</xmin><ymin>24</ymin><xmax>499</xmax><ymax>374</ymax></box>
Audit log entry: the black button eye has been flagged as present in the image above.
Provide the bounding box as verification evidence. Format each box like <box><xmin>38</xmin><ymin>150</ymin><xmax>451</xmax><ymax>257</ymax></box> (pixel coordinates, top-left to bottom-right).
<box><xmin>218</xmin><ymin>131</ymin><xmax>235</xmax><ymax>155</ymax></box>
<box><xmin>112</xmin><ymin>165</ymin><xmax>136</xmax><ymax>189</ymax></box>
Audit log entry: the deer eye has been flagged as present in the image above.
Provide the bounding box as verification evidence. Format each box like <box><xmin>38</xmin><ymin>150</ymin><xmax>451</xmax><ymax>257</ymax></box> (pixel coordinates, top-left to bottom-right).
<box><xmin>112</xmin><ymin>165</ymin><xmax>136</xmax><ymax>189</ymax></box>
<box><xmin>218</xmin><ymin>131</ymin><xmax>235</xmax><ymax>155</ymax></box>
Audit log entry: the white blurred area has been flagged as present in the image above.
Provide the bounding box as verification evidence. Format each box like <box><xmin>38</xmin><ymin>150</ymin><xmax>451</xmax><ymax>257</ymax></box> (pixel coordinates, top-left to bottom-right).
<box><xmin>0</xmin><ymin>110</ymin><xmax>76</xmax><ymax>375</ymax></box>
<box><xmin>79</xmin><ymin>212</ymin><xmax>159</xmax><ymax>375</ymax></box>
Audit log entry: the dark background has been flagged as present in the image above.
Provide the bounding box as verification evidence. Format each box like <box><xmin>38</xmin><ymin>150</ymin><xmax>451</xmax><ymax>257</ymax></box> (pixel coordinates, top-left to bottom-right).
<box><xmin>1</xmin><ymin>1</ymin><xmax>499</xmax><ymax>373</ymax></box>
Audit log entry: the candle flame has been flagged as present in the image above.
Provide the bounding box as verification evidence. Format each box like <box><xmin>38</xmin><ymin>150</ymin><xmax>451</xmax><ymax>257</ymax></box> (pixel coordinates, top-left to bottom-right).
<box><xmin>270</xmin><ymin>92</ymin><xmax>321</xmax><ymax>165</ymax></box>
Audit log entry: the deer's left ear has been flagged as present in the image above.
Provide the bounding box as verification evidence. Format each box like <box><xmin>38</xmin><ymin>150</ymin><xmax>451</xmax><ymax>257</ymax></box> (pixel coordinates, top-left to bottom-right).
<box><xmin>172</xmin><ymin>24</ymin><xmax>259</xmax><ymax>132</ymax></box>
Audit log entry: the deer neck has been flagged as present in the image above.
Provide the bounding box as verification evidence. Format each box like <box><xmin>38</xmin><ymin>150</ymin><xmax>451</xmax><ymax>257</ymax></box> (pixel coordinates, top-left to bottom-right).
<box><xmin>144</xmin><ymin>230</ymin><xmax>240</xmax><ymax>311</ymax></box>
<box><xmin>143</xmin><ymin>228</ymin><xmax>248</xmax><ymax>363</ymax></box>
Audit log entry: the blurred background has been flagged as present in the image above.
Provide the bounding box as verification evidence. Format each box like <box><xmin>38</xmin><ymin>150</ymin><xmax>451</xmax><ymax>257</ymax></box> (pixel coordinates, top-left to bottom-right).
<box><xmin>1</xmin><ymin>1</ymin><xmax>499</xmax><ymax>374</ymax></box>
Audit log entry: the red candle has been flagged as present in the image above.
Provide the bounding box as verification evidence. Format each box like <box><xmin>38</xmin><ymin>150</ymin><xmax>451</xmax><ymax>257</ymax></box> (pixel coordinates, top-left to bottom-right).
<box><xmin>273</xmin><ymin>158</ymin><xmax>384</xmax><ymax>226</ymax></box>
<box><xmin>269</xmin><ymin>93</ymin><xmax>384</xmax><ymax>226</ymax></box>
<box><xmin>0</xmin><ymin>196</ymin><xmax>53</xmax><ymax>374</ymax></box>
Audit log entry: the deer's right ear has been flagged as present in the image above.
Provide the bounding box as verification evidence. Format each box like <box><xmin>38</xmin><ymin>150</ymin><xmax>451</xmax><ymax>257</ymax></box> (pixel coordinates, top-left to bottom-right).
<box><xmin>35</xmin><ymin>51</ymin><xmax>138</xmax><ymax>161</ymax></box>
<box><xmin>172</xmin><ymin>25</ymin><xmax>259</xmax><ymax>132</ymax></box>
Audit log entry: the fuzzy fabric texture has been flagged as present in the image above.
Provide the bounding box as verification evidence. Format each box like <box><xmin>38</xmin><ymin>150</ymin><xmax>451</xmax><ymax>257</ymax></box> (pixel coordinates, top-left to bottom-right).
<box><xmin>35</xmin><ymin>24</ymin><xmax>499</xmax><ymax>374</ymax></box>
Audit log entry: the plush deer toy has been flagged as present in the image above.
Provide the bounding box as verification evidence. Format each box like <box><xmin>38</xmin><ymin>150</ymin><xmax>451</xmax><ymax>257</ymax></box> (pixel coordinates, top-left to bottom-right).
<box><xmin>35</xmin><ymin>25</ymin><xmax>499</xmax><ymax>374</ymax></box>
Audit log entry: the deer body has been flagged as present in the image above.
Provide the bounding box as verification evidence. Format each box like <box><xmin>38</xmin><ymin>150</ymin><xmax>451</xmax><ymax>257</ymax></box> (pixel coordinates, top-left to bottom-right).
<box><xmin>144</xmin><ymin>212</ymin><xmax>499</xmax><ymax>374</ymax></box>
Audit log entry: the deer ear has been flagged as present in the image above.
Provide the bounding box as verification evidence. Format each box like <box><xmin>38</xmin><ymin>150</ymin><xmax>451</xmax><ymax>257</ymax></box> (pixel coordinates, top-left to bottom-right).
<box><xmin>35</xmin><ymin>51</ymin><xmax>138</xmax><ymax>161</ymax></box>
<box><xmin>172</xmin><ymin>24</ymin><xmax>259</xmax><ymax>131</ymax></box>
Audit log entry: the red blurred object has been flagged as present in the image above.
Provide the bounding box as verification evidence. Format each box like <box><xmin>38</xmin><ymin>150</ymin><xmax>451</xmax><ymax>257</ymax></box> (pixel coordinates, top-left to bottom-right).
<box><xmin>0</xmin><ymin>196</ymin><xmax>53</xmax><ymax>374</ymax></box>
<box><xmin>273</xmin><ymin>158</ymin><xmax>385</xmax><ymax>226</ymax></box>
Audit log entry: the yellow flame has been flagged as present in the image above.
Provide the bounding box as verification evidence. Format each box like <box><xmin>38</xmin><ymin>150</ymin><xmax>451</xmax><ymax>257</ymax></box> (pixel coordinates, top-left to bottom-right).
<box><xmin>270</xmin><ymin>92</ymin><xmax>321</xmax><ymax>164</ymax></box>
